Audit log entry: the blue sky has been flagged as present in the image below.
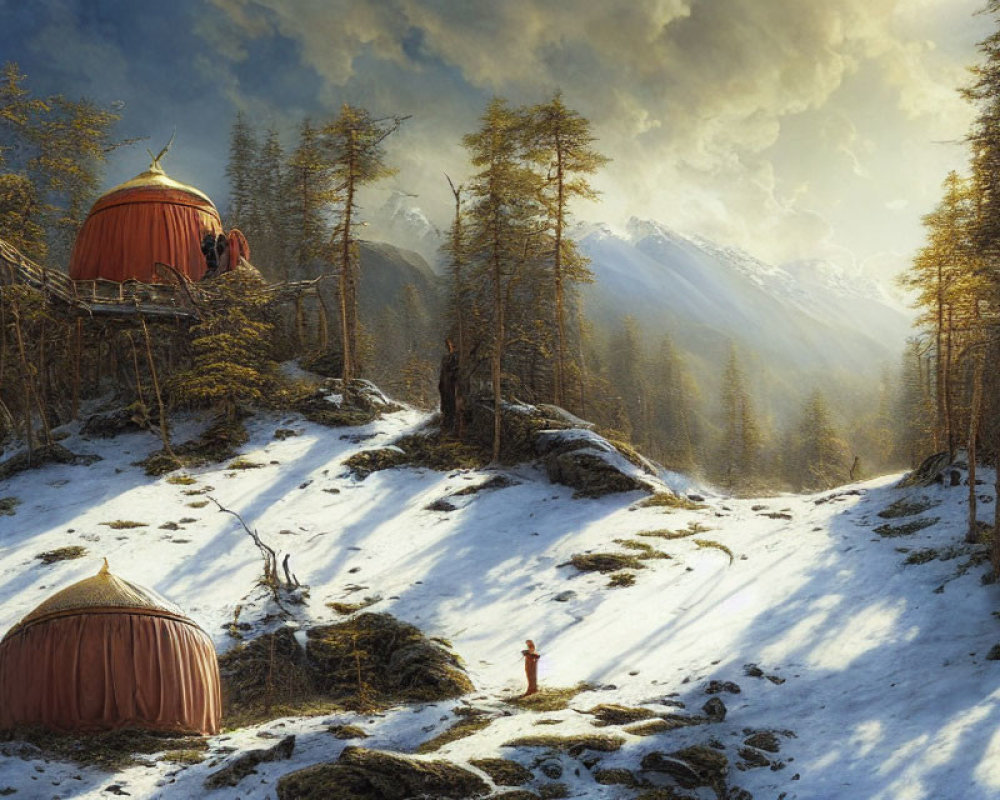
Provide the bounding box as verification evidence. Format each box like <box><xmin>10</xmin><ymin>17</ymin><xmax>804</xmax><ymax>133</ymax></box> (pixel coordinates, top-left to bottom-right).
<box><xmin>0</xmin><ymin>0</ymin><xmax>991</xmax><ymax>280</ymax></box>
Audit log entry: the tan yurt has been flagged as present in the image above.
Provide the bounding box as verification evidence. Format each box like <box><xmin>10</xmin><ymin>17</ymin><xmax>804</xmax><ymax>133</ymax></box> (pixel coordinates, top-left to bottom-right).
<box><xmin>0</xmin><ymin>560</ymin><xmax>221</xmax><ymax>735</ymax></box>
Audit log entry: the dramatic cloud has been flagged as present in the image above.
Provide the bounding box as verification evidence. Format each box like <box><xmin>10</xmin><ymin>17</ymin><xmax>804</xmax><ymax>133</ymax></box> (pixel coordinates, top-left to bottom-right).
<box><xmin>0</xmin><ymin>0</ymin><xmax>989</xmax><ymax>282</ymax></box>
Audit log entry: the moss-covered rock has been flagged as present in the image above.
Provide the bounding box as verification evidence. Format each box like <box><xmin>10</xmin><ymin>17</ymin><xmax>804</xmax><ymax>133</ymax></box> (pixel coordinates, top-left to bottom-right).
<box><xmin>641</xmin><ymin>745</ymin><xmax>728</xmax><ymax>792</ymax></box>
<box><xmin>275</xmin><ymin>746</ymin><xmax>490</xmax><ymax>799</ymax></box>
<box><xmin>307</xmin><ymin>613</ymin><xmax>474</xmax><ymax>704</ymax></box>
<box><xmin>501</xmin><ymin>734</ymin><xmax>624</xmax><ymax>755</ymax></box>
<box><xmin>220</xmin><ymin>613</ymin><xmax>472</xmax><ymax>724</ymax></box>
<box><xmin>594</xmin><ymin>768</ymin><xmax>638</xmax><ymax>786</ymax></box>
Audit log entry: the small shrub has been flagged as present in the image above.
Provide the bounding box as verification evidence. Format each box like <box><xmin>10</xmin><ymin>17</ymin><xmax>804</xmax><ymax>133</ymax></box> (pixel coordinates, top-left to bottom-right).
<box><xmin>36</xmin><ymin>546</ymin><xmax>87</xmax><ymax>564</ymax></box>
<box><xmin>570</xmin><ymin>553</ymin><xmax>644</xmax><ymax>573</ymax></box>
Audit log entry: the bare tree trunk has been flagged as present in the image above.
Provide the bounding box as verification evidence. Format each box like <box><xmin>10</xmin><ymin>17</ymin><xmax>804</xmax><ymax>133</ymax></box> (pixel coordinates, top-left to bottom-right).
<box><xmin>944</xmin><ymin>305</ymin><xmax>955</xmax><ymax>459</ymax></box>
<box><xmin>553</xmin><ymin>145</ymin><xmax>566</xmax><ymax>407</ymax></box>
<box><xmin>966</xmin><ymin>351</ymin><xmax>984</xmax><ymax>543</ymax></box>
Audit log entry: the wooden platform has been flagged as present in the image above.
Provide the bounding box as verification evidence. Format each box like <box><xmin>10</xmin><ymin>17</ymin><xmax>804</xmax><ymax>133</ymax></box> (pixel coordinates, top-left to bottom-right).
<box><xmin>0</xmin><ymin>237</ymin><xmax>324</xmax><ymax>321</ymax></box>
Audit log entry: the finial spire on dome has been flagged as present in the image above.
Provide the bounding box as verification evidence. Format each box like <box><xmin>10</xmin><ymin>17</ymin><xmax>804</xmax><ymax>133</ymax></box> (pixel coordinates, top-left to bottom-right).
<box><xmin>99</xmin><ymin>558</ymin><xmax>110</xmax><ymax>577</ymax></box>
<box><xmin>145</xmin><ymin>130</ymin><xmax>176</xmax><ymax>175</ymax></box>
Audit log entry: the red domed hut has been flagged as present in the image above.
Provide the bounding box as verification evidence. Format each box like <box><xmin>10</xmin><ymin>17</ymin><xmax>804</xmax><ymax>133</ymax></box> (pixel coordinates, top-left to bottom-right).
<box><xmin>0</xmin><ymin>560</ymin><xmax>221</xmax><ymax>735</ymax></box>
<box><xmin>69</xmin><ymin>153</ymin><xmax>225</xmax><ymax>283</ymax></box>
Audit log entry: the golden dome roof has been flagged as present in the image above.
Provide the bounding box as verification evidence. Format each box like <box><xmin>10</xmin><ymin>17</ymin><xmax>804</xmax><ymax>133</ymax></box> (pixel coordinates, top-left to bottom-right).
<box><xmin>100</xmin><ymin>161</ymin><xmax>215</xmax><ymax>206</ymax></box>
<box><xmin>4</xmin><ymin>559</ymin><xmax>190</xmax><ymax>637</ymax></box>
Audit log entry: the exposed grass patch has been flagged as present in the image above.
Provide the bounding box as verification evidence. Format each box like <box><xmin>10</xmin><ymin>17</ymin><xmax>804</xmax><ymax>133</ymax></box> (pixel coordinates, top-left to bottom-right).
<box><xmin>227</xmin><ymin>457</ymin><xmax>264</xmax><ymax>470</ymax></box>
<box><xmin>187</xmin><ymin>500</ymin><xmax>210</xmax><ymax>509</ymax></box>
<box><xmin>393</xmin><ymin>432</ymin><xmax>490</xmax><ymax>471</ymax></box>
<box><xmin>100</xmin><ymin>520</ymin><xmax>147</xmax><ymax>530</ymax></box>
<box><xmin>505</xmin><ymin>684</ymin><xmax>594</xmax><ymax>712</ymax></box>
<box><xmin>501</xmin><ymin>733</ymin><xmax>624</xmax><ymax>754</ymax></box>
<box><xmin>161</xmin><ymin>749</ymin><xmax>207</xmax><ymax>765</ymax></box>
<box><xmin>468</xmin><ymin>757</ymin><xmax>533</xmax><ymax>786</ymax></box>
<box><xmin>326</xmin><ymin>596</ymin><xmax>380</xmax><ymax>615</ymax></box>
<box><xmin>879</xmin><ymin>497</ymin><xmax>938</xmax><ymax>519</ymax></box>
<box><xmin>624</xmin><ymin>719</ymin><xmax>675</xmax><ymax>736</ymax></box>
<box><xmin>166</xmin><ymin>475</ymin><xmax>197</xmax><ymax>486</ymax></box>
<box><xmin>138</xmin><ymin>417</ymin><xmax>248</xmax><ymax>476</ymax></box>
<box><xmin>694</xmin><ymin>539</ymin><xmax>734</xmax><ymax>564</ymax></box>
<box><xmin>570</xmin><ymin>553</ymin><xmax>645</xmax><ymax>573</ymax></box>
<box><xmin>584</xmin><ymin>704</ymin><xmax>657</xmax><ymax>726</ymax></box>
<box><xmin>875</xmin><ymin>518</ymin><xmax>939</xmax><ymax>537</ymax></box>
<box><xmin>6</xmin><ymin>727</ymin><xmax>208</xmax><ymax>770</ymax></box>
<box><xmin>607</xmin><ymin>571</ymin><xmax>636</xmax><ymax>588</ymax></box>
<box><xmin>539</xmin><ymin>783</ymin><xmax>569</xmax><ymax>799</ymax></box>
<box><xmin>276</xmin><ymin>746</ymin><xmax>489</xmax><ymax>800</ymax></box>
<box><xmin>0</xmin><ymin>496</ymin><xmax>20</xmax><ymax>515</ymax></box>
<box><xmin>613</xmin><ymin>539</ymin><xmax>670</xmax><ymax>559</ymax></box>
<box><xmin>452</xmin><ymin>474</ymin><xmax>516</xmax><ymax>496</ymax></box>
<box><xmin>35</xmin><ymin>545</ymin><xmax>87</xmax><ymax>564</ymax></box>
<box><xmin>634</xmin><ymin>493</ymin><xmax>703</xmax><ymax>511</ymax></box>
<box><xmin>328</xmin><ymin>724</ymin><xmax>369</xmax><ymax>739</ymax></box>
<box><xmin>638</xmin><ymin>521</ymin><xmax>710</xmax><ymax>540</ymax></box>
<box><xmin>905</xmin><ymin>548</ymin><xmax>940</xmax><ymax>565</ymax></box>
<box><xmin>343</xmin><ymin>447</ymin><xmax>408</xmax><ymax>479</ymax></box>
<box><xmin>416</xmin><ymin>714</ymin><xmax>493</xmax><ymax>754</ymax></box>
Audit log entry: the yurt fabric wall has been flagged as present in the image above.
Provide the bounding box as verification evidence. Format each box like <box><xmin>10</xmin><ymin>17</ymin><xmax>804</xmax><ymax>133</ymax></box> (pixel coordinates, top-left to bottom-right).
<box><xmin>0</xmin><ymin>561</ymin><xmax>221</xmax><ymax>735</ymax></box>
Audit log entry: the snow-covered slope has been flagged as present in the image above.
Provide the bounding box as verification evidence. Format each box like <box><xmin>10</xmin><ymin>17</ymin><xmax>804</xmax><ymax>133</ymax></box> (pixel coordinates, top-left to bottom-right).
<box><xmin>1</xmin><ymin>407</ymin><xmax>998</xmax><ymax>799</ymax></box>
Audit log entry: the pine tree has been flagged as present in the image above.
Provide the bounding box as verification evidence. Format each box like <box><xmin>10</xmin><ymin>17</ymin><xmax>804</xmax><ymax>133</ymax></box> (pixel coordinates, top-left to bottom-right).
<box><xmin>253</xmin><ymin>128</ymin><xmax>289</xmax><ymax>279</ymax></box>
<box><xmin>462</xmin><ymin>97</ymin><xmax>543</xmax><ymax>460</ymax></box>
<box><xmin>526</xmin><ymin>93</ymin><xmax>608</xmax><ymax>407</ymax></box>
<box><xmin>716</xmin><ymin>345</ymin><xmax>761</xmax><ymax>489</ymax></box>
<box><xmin>225</xmin><ymin>111</ymin><xmax>259</xmax><ymax>232</ymax></box>
<box><xmin>791</xmin><ymin>391</ymin><xmax>850</xmax><ymax>491</ymax></box>
<box><xmin>607</xmin><ymin>315</ymin><xmax>645</xmax><ymax>445</ymax></box>
<box><xmin>286</xmin><ymin>118</ymin><xmax>334</xmax><ymax>277</ymax></box>
<box><xmin>648</xmin><ymin>335</ymin><xmax>699</xmax><ymax>471</ymax></box>
<box><xmin>322</xmin><ymin>105</ymin><xmax>404</xmax><ymax>383</ymax></box>
<box><xmin>170</xmin><ymin>275</ymin><xmax>279</xmax><ymax>421</ymax></box>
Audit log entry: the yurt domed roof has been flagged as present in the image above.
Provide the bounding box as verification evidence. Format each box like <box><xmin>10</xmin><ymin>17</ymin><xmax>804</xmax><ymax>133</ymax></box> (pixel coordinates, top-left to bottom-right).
<box><xmin>98</xmin><ymin>161</ymin><xmax>215</xmax><ymax>207</ymax></box>
<box><xmin>5</xmin><ymin>559</ymin><xmax>187</xmax><ymax>637</ymax></box>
